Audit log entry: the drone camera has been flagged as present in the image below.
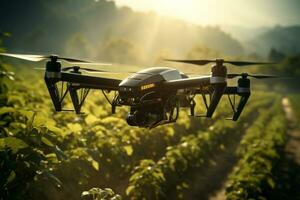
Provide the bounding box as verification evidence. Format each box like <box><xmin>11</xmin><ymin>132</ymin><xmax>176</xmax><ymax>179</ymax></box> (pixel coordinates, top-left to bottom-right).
<box><xmin>126</xmin><ymin>110</ymin><xmax>163</xmax><ymax>127</ymax></box>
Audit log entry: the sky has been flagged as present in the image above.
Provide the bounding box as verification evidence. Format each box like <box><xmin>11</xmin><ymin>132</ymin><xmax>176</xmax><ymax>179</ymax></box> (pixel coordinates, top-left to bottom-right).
<box><xmin>113</xmin><ymin>0</ymin><xmax>300</xmax><ymax>27</ymax></box>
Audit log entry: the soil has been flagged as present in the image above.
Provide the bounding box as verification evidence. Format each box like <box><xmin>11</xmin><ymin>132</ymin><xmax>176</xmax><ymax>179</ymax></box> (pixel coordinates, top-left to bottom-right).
<box><xmin>269</xmin><ymin>98</ymin><xmax>300</xmax><ymax>200</ymax></box>
<box><xmin>282</xmin><ymin>98</ymin><xmax>300</xmax><ymax>164</ymax></box>
<box><xmin>207</xmin><ymin>97</ymin><xmax>300</xmax><ymax>200</ymax></box>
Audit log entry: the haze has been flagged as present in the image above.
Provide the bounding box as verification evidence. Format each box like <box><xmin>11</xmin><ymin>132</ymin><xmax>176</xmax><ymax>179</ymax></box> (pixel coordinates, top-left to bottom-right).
<box><xmin>114</xmin><ymin>0</ymin><xmax>300</xmax><ymax>27</ymax></box>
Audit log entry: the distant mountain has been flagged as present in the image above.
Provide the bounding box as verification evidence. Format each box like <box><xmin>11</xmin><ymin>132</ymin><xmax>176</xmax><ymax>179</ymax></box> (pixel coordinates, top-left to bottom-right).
<box><xmin>245</xmin><ymin>25</ymin><xmax>300</xmax><ymax>57</ymax></box>
<box><xmin>0</xmin><ymin>0</ymin><xmax>244</xmax><ymax>64</ymax></box>
<box><xmin>220</xmin><ymin>25</ymin><xmax>271</xmax><ymax>42</ymax></box>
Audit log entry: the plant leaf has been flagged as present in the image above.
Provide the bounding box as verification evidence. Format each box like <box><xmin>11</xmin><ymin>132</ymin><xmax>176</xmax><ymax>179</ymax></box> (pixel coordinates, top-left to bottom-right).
<box><xmin>6</xmin><ymin>170</ymin><xmax>16</xmax><ymax>185</ymax></box>
<box><xmin>124</xmin><ymin>145</ymin><xmax>133</xmax><ymax>156</ymax></box>
<box><xmin>41</xmin><ymin>136</ymin><xmax>54</xmax><ymax>147</ymax></box>
<box><xmin>0</xmin><ymin>106</ymin><xmax>15</xmax><ymax>115</ymax></box>
<box><xmin>0</xmin><ymin>137</ymin><xmax>28</xmax><ymax>153</ymax></box>
<box><xmin>91</xmin><ymin>159</ymin><xmax>99</xmax><ymax>171</ymax></box>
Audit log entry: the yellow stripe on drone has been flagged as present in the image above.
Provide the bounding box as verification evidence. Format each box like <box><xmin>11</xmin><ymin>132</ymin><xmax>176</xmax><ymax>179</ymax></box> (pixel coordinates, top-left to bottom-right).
<box><xmin>141</xmin><ymin>83</ymin><xmax>155</xmax><ymax>90</ymax></box>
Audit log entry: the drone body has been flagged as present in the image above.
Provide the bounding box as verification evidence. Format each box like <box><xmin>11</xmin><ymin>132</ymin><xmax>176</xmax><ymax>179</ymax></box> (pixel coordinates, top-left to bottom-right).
<box><xmin>119</xmin><ymin>67</ymin><xmax>193</xmax><ymax>127</ymax></box>
<box><xmin>0</xmin><ymin>53</ymin><xmax>276</xmax><ymax>129</ymax></box>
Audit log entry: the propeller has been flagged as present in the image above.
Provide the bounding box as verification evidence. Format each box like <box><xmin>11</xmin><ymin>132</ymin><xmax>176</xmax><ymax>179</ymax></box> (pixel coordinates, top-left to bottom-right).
<box><xmin>164</xmin><ymin>58</ymin><xmax>275</xmax><ymax>67</ymax></box>
<box><xmin>62</xmin><ymin>66</ymin><xmax>106</xmax><ymax>72</ymax></box>
<box><xmin>61</xmin><ymin>66</ymin><xmax>133</xmax><ymax>75</ymax></box>
<box><xmin>227</xmin><ymin>73</ymin><xmax>278</xmax><ymax>79</ymax></box>
<box><xmin>0</xmin><ymin>53</ymin><xmax>92</xmax><ymax>64</ymax></box>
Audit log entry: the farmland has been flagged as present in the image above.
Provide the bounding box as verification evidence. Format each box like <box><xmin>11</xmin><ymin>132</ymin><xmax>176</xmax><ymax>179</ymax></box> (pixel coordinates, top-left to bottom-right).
<box><xmin>1</xmin><ymin>59</ymin><xmax>299</xmax><ymax>200</ymax></box>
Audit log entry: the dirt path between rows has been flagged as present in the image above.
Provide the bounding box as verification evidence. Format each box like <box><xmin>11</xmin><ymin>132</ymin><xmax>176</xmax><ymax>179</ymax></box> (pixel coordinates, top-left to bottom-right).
<box><xmin>182</xmin><ymin>114</ymin><xmax>261</xmax><ymax>200</ymax></box>
<box><xmin>208</xmin><ymin>97</ymin><xmax>300</xmax><ymax>200</ymax></box>
<box><xmin>269</xmin><ymin>98</ymin><xmax>300</xmax><ymax>199</ymax></box>
<box><xmin>282</xmin><ymin>98</ymin><xmax>300</xmax><ymax>164</ymax></box>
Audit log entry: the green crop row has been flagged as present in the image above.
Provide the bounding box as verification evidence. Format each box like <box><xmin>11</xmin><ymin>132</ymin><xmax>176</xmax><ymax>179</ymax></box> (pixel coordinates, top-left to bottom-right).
<box><xmin>125</xmin><ymin>96</ymin><xmax>275</xmax><ymax>200</ymax></box>
<box><xmin>226</xmin><ymin>99</ymin><xmax>287</xmax><ymax>200</ymax></box>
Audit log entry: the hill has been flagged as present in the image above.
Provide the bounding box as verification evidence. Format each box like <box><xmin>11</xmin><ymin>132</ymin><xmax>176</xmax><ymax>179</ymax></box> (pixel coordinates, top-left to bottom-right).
<box><xmin>246</xmin><ymin>25</ymin><xmax>300</xmax><ymax>57</ymax></box>
<box><xmin>0</xmin><ymin>0</ymin><xmax>244</xmax><ymax>64</ymax></box>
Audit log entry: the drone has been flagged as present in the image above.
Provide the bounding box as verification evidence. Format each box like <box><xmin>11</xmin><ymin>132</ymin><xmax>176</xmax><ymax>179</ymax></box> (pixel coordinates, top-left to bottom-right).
<box><xmin>0</xmin><ymin>53</ymin><xmax>277</xmax><ymax>128</ymax></box>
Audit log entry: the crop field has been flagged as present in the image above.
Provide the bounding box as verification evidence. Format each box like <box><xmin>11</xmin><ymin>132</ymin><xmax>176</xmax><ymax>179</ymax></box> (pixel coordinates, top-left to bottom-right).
<box><xmin>1</xmin><ymin>60</ymin><xmax>299</xmax><ymax>200</ymax></box>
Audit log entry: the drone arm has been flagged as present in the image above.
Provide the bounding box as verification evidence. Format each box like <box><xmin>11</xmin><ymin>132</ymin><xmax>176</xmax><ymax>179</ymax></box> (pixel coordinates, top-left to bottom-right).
<box><xmin>45</xmin><ymin>72</ymin><xmax>121</xmax><ymax>113</ymax></box>
<box><xmin>232</xmin><ymin>92</ymin><xmax>250</xmax><ymax>121</ymax></box>
<box><xmin>44</xmin><ymin>77</ymin><xmax>62</xmax><ymax>112</ymax></box>
<box><xmin>60</xmin><ymin>72</ymin><xmax>121</xmax><ymax>91</ymax></box>
<box><xmin>61</xmin><ymin>73</ymin><xmax>121</xmax><ymax>114</ymax></box>
<box><xmin>206</xmin><ymin>83</ymin><xmax>226</xmax><ymax>117</ymax></box>
<box><xmin>224</xmin><ymin>86</ymin><xmax>250</xmax><ymax>121</ymax></box>
<box><xmin>164</xmin><ymin>76</ymin><xmax>226</xmax><ymax>118</ymax></box>
<box><xmin>162</xmin><ymin>76</ymin><xmax>211</xmax><ymax>90</ymax></box>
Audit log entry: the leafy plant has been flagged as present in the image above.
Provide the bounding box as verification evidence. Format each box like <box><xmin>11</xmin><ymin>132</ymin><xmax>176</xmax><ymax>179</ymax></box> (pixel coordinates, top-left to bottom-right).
<box><xmin>226</xmin><ymin>100</ymin><xmax>287</xmax><ymax>200</ymax></box>
<box><xmin>81</xmin><ymin>187</ymin><xmax>122</xmax><ymax>200</ymax></box>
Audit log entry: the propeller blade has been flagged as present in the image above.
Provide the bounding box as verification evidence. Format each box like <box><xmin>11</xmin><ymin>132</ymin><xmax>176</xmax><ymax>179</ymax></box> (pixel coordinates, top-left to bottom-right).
<box><xmin>164</xmin><ymin>59</ymin><xmax>213</xmax><ymax>65</ymax></box>
<box><xmin>37</xmin><ymin>67</ymin><xmax>100</xmax><ymax>72</ymax></box>
<box><xmin>225</xmin><ymin>61</ymin><xmax>275</xmax><ymax>66</ymax></box>
<box><xmin>62</xmin><ymin>66</ymin><xmax>110</xmax><ymax>72</ymax></box>
<box><xmin>0</xmin><ymin>53</ymin><xmax>46</xmax><ymax>62</ymax></box>
<box><xmin>0</xmin><ymin>53</ymin><xmax>93</xmax><ymax>64</ymax></box>
<box><xmin>82</xmin><ymin>71</ymin><xmax>131</xmax><ymax>75</ymax></box>
<box><xmin>61</xmin><ymin>67</ymin><xmax>78</xmax><ymax>71</ymax></box>
<box><xmin>227</xmin><ymin>73</ymin><xmax>240</xmax><ymax>79</ymax></box>
<box><xmin>58</xmin><ymin>57</ymin><xmax>91</xmax><ymax>63</ymax></box>
<box><xmin>62</xmin><ymin>66</ymin><xmax>132</xmax><ymax>75</ymax></box>
<box><xmin>165</xmin><ymin>58</ymin><xmax>275</xmax><ymax>67</ymax></box>
<box><xmin>81</xmin><ymin>67</ymin><xmax>114</xmax><ymax>72</ymax></box>
<box><xmin>248</xmin><ymin>74</ymin><xmax>278</xmax><ymax>79</ymax></box>
<box><xmin>70</xmin><ymin>62</ymin><xmax>112</xmax><ymax>66</ymax></box>
<box><xmin>227</xmin><ymin>73</ymin><xmax>279</xmax><ymax>79</ymax></box>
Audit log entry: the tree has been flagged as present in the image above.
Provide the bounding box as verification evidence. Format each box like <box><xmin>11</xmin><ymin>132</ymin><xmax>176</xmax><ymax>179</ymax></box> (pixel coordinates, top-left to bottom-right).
<box><xmin>268</xmin><ymin>47</ymin><xmax>285</xmax><ymax>62</ymax></box>
<box><xmin>98</xmin><ymin>37</ymin><xmax>145</xmax><ymax>64</ymax></box>
<box><xmin>186</xmin><ymin>45</ymin><xmax>221</xmax><ymax>59</ymax></box>
<box><xmin>65</xmin><ymin>33</ymin><xmax>92</xmax><ymax>59</ymax></box>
